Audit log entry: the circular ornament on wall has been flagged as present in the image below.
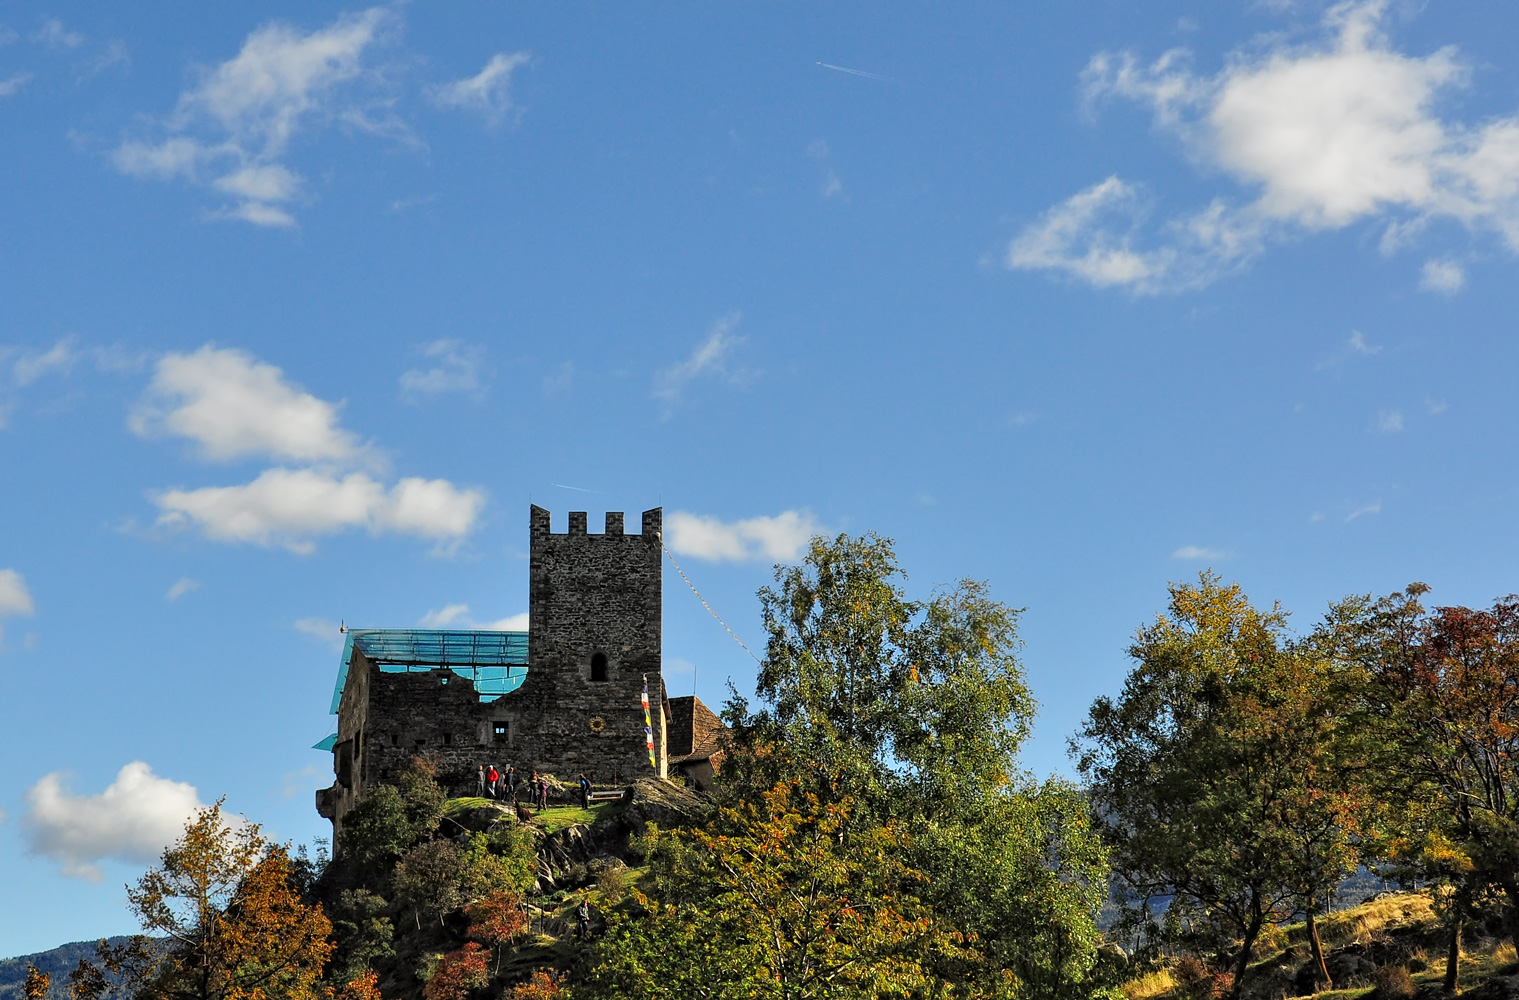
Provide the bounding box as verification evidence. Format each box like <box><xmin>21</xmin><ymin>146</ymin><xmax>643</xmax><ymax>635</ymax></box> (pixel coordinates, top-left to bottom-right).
<box><xmin>588</xmin><ymin>716</ymin><xmax>607</xmax><ymax>733</ymax></box>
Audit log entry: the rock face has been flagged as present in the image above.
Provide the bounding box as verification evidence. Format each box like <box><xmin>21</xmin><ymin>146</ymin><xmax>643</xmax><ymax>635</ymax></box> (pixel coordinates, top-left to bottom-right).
<box><xmin>532</xmin><ymin>778</ymin><xmax>712</xmax><ymax>891</ymax></box>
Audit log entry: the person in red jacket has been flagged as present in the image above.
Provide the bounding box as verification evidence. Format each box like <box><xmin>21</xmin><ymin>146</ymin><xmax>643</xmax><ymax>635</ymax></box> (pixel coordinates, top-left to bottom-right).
<box><xmin>486</xmin><ymin>764</ymin><xmax>500</xmax><ymax>798</ymax></box>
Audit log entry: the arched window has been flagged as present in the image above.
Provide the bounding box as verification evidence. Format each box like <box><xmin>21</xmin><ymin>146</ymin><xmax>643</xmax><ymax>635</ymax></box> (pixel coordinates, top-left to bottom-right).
<box><xmin>591</xmin><ymin>651</ymin><xmax>609</xmax><ymax>682</ymax></box>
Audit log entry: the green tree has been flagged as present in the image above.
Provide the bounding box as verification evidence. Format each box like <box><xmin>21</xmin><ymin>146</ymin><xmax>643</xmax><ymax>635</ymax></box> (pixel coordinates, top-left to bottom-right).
<box><xmin>392</xmin><ymin>840</ymin><xmax>464</xmax><ymax>930</ymax></box>
<box><xmin>722</xmin><ymin>532</ymin><xmax>1112</xmax><ymax>1000</ymax></box>
<box><xmin>328</xmin><ymin>889</ymin><xmax>394</xmax><ymax>984</ymax></box>
<box><xmin>1075</xmin><ymin>574</ymin><xmax>1369</xmax><ymax>999</ymax></box>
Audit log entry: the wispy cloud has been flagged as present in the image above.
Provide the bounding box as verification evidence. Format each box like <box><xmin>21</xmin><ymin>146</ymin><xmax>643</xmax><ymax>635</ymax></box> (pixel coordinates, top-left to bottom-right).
<box><xmin>1172</xmin><ymin>545</ymin><xmax>1226</xmax><ymax>560</ymax></box>
<box><xmin>419</xmin><ymin>604</ymin><xmax>527</xmax><ymax>631</ymax></box>
<box><xmin>1374</xmin><ymin>409</ymin><xmax>1404</xmax><ymax>433</ymax></box>
<box><xmin>165</xmin><ymin>577</ymin><xmax>201</xmax><ymax>603</ymax></box>
<box><xmin>111</xmin><ymin>8</ymin><xmax>405</xmax><ymax>227</ymax></box>
<box><xmin>294</xmin><ymin>617</ymin><xmax>344</xmax><ymax>649</ymax></box>
<box><xmin>399</xmin><ymin>340</ymin><xmax>488</xmax><ymax>402</ymax></box>
<box><xmin>33</xmin><ymin>19</ymin><xmax>82</xmax><ymax>51</ymax></box>
<box><xmin>429</xmin><ymin>51</ymin><xmax>530</xmax><ymax>124</ymax></box>
<box><xmin>653</xmin><ymin>312</ymin><xmax>749</xmax><ymax>413</ymax></box>
<box><xmin>0</xmin><ymin>72</ymin><xmax>31</xmax><ymax>97</ymax></box>
<box><xmin>1011</xmin><ymin>2</ymin><xmax>1519</xmax><ymax>292</ymax></box>
<box><xmin>1347</xmin><ymin>499</ymin><xmax>1382</xmax><ymax>522</ymax></box>
<box><xmin>1420</xmin><ymin>258</ymin><xmax>1466</xmax><ymax>294</ymax></box>
<box><xmin>1316</xmin><ymin>330</ymin><xmax>1381</xmax><ymax>371</ymax></box>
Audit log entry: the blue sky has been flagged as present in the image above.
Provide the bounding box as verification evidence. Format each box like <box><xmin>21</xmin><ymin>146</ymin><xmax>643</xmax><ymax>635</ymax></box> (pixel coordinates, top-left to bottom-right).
<box><xmin>4</xmin><ymin>0</ymin><xmax>1519</xmax><ymax>952</ymax></box>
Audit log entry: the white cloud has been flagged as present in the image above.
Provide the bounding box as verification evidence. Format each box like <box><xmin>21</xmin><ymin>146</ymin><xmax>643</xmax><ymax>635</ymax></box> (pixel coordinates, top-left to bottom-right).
<box><xmin>1420</xmin><ymin>258</ymin><xmax>1465</xmax><ymax>293</ymax></box>
<box><xmin>1348</xmin><ymin>330</ymin><xmax>1380</xmax><ymax>356</ymax></box>
<box><xmin>400</xmin><ymin>340</ymin><xmax>487</xmax><ymax>401</ymax></box>
<box><xmin>666</xmin><ymin>510</ymin><xmax>820</xmax><ymax>563</ymax></box>
<box><xmin>111</xmin><ymin>8</ymin><xmax>399</xmax><ymax>226</ymax></box>
<box><xmin>295</xmin><ymin>617</ymin><xmax>344</xmax><ymax>649</ymax></box>
<box><xmin>822</xmin><ymin>171</ymin><xmax>843</xmax><ymax>199</ymax></box>
<box><xmin>0</xmin><ymin>568</ymin><xmax>35</xmax><ymax>616</ymax></box>
<box><xmin>132</xmin><ymin>345</ymin><xmax>362</xmax><ymax>464</ymax></box>
<box><xmin>12</xmin><ymin>337</ymin><xmax>78</xmax><ymax>385</ymax></box>
<box><xmin>165</xmin><ymin>577</ymin><xmax>201</xmax><ymax>603</ymax></box>
<box><xmin>33</xmin><ymin>19</ymin><xmax>82</xmax><ymax>50</ymax></box>
<box><xmin>653</xmin><ymin>313</ymin><xmax>747</xmax><ymax>407</ymax></box>
<box><xmin>1347</xmin><ymin>499</ymin><xmax>1382</xmax><ymax>521</ymax></box>
<box><xmin>429</xmin><ymin>52</ymin><xmax>530</xmax><ymax>123</ymax></box>
<box><xmin>1172</xmin><ymin>545</ymin><xmax>1225</xmax><ymax>560</ymax></box>
<box><xmin>419</xmin><ymin>604</ymin><xmax>528</xmax><ymax>630</ymax></box>
<box><xmin>1374</xmin><ymin>409</ymin><xmax>1404</xmax><ymax>432</ymax></box>
<box><xmin>420</xmin><ymin>603</ymin><xmax>470</xmax><ymax>627</ymax></box>
<box><xmin>1316</xmin><ymin>329</ymin><xmax>1382</xmax><ymax>371</ymax></box>
<box><xmin>152</xmin><ymin>468</ymin><xmax>484</xmax><ymax>553</ymax></box>
<box><xmin>0</xmin><ymin>72</ymin><xmax>31</xmax><ymax>97</ymax></box>
<box><xmin>1015</xmin><ymin>1</ymin><xmax>1519</xmax><ymax>292</ymax></box>
<box><xmin>22</xmin><ymin>762</ymin><xmax>207</xmax><ymax>881</ymax></box>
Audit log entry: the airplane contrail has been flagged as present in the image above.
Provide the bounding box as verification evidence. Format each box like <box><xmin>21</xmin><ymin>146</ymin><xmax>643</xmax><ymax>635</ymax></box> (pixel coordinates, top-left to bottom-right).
<box><xmin>816</xmin><ymin>61</ymin><xmax>892</xmax><ymax>82</ymax></box>
<box><xmin>551</xmin><ymin>482</ymin><xmax>607</xmax><ymax>494</ymax></box>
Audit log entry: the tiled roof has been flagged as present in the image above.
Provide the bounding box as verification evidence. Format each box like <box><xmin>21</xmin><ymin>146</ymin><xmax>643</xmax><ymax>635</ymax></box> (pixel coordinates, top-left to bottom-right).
<box><xmin>666</xmin><ymin>694</ymin><xmax>728</xmax><ymax>764</ymax></box>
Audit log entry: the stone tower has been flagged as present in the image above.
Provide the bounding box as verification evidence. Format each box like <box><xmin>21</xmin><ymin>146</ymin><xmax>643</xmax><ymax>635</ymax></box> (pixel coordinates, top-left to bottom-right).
<box><xmin>520</xmin><ymin>505</ymin><xmax>666</xmax><ymax>782</ymax></box>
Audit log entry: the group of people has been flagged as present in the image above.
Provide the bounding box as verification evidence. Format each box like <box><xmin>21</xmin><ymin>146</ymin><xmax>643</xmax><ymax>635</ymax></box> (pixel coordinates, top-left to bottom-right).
<box><xmin>476</xmin><ymin>764</ymin><xmax>593</xmax><ymax>809</ymax></box>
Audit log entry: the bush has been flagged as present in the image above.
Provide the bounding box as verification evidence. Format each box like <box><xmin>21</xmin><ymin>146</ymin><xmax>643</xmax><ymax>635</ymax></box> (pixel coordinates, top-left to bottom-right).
<box><xmin>1372</xmin><ymin>964</ymin><xmax>1415</xmax><ymax>1000</ymax></box>
<box><xmin>509</xmin><ymin>969</ymin><xmax>567</xmax><ymax>999</ymax></box>
<box><xmin>1171</xmin><ymin>957</ymin><xmax>1232</xmax><ymax>1000</ymax></box>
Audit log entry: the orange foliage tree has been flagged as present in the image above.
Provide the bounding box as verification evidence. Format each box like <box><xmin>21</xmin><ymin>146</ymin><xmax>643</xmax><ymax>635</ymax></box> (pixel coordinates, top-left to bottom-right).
<box><xmin>507</xmin><ymin>970</ymin><xmax>566</xmax><ymax>999</ymax></box>
<box><xmin>23</xmin><ymin>967</ymin><xmax>50</xmax><ymax>1000</ymax></box>
<box><xmin>95</xmin><ymin>801</ymin><xmax>334</xmax><ymax>1000</ymax></box>
<box><xmin>466</xmin><ymin>890</ymin><xmax>528</xmax><ymax>973</ymax></box>
<box><xmin>422</xmin><ymin>943</ymin><xmax>490</xmax><ymax>1000</ymax></box>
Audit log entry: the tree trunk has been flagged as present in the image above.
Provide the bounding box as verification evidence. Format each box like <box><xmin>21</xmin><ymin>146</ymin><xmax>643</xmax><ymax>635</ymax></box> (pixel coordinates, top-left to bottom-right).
<box><xmin>1231</xmin><ymin>917</ymin><xmax>1264</xmax><ymax>1000</ymax></box>
<box><xmin>1307</xmin><ymin>909</ymin><xmax>1333</xmax><ymax>990</ymax></box>
<box><xmin>1444</xmin><ymin>915</ymin><xmax>1462</xmax><ymax>993</ymax></box>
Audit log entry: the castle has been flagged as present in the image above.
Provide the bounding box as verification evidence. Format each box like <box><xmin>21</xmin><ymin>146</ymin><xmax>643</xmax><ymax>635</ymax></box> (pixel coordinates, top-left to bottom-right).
<box><xmin>316</xmin><ymin>505</ymin><xmax>727</xmax><ymax>837</ymax></box>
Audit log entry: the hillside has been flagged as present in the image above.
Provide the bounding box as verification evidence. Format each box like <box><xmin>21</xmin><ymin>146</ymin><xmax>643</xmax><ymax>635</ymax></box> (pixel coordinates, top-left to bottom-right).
<box><xmin>1123</xmin><ymin>892</ymin><xmax>1519</xmax><ymax>1000</ymax></box>
<box><xmin>0</xmin><ymin>939</ymin><xmax>133</xmax><ymax>1000</ymax></box>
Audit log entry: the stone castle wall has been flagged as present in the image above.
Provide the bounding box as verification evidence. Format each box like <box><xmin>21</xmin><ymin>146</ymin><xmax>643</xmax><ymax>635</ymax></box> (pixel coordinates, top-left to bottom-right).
<box><xmin>320</xmin><ymin>506</ymin><xmax>666</xmax><ymax>836</ymax></box>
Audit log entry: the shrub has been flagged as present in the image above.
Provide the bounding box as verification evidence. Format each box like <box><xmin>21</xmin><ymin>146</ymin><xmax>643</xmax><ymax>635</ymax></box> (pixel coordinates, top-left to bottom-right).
<box><xmin>1372</xmin><ymin>964</ymin><xmax>1415</xmax><ymax>1000</ymax></box>
<box><xmin>509</xmin><ymin>969</ymin><xmax>567</xmax><ymax>999</ymax></box>
<box><xmin>422</xmin><ymin>943</ymin><xmax>490</xmax><ymax>1000</ymax></box>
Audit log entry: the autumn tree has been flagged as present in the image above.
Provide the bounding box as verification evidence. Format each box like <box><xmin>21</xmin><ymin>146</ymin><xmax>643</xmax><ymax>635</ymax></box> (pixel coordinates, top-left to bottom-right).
<box><xmin>1326</xmin><ymin>586</ymin><xmax>1519</xmax><ymax>965</ymax></box>
<box><xmin>99</xmin><ymin>801</ymin><xmax>333</xmax><ymax>1000</ymax></box>
<box><xmin>466</xmin><ymin>890</ymin><xmax>528</xmax><ymax>973</ymax></box>
<box><xmin>1075</xmin><ymin>574</ymin><xmax>1371</xmax><ymax>999</ymax></box>
<box><xmin>421</xmin><ymin>943</ymin><xmax>488</xmax><ymax>1000</ymax></box>
<box><xmin>507</xmin><ymin>970</ymin><xmax>565</xmax><ymax>999</ymax></box>
<box><xmin>583</xmin><ymin>779</ymin><xmax>961</xmax><ymax>999</ymax></box>
<box><xmin>23</xmin><ymin>967</ymin><xmax>50</xmax><ymax>1000</ymax></box>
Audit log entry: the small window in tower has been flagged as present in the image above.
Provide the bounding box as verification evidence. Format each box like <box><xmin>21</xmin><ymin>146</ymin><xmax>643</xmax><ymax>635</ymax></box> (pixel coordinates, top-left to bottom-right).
<box><xmin>493</xmin><ymin>721</ymin><xmax>509</xmax><ymax>743</ymax></box>
<box><xmin>440</xmin><ymin>674</ymin><xmax>449</xmax><ymax>686</ymax></box>
<box><xmin>391</xmin><ymin>734</ymin><xmax>399</xmax><ymax>746</ymax></box>
<box><xmin>443</xmin><ymin>733</ymin><xmax>452</xmax><ymax>746</ymax></box>
<box><xmin>591</xmin><ymin>651</ymin><xmax>609</xmax><ymax>682</ymax></box>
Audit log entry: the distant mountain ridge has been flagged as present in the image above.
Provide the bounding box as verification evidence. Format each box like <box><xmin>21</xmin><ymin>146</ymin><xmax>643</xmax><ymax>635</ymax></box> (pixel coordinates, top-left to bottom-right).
<box><xmin>0</xmin><ymin>938</ymin><xmax>133</xmax><ymax>1000</ymax></box>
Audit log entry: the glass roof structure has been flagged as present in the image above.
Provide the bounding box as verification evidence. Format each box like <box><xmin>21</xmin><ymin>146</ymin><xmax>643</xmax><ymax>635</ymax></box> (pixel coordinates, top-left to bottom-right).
<box><xmin>329</xmin><ymin>628</ymin><xmax>530</xmax><ymax>714</ymax></box>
